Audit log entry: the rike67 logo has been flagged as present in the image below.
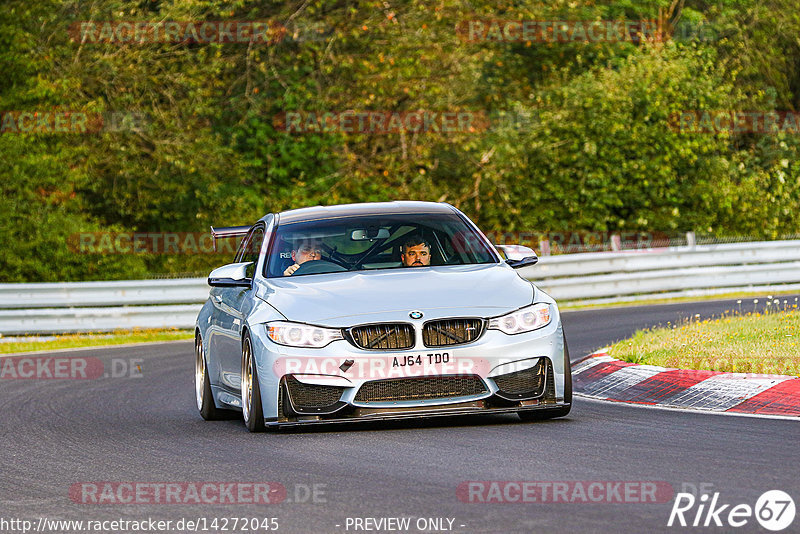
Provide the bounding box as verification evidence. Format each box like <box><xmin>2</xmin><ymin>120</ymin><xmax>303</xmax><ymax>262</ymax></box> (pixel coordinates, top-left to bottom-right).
<box><xmin>668</xmin><ymin>490</ymin><xmax>795</xmax><ymax>531</ymax></box>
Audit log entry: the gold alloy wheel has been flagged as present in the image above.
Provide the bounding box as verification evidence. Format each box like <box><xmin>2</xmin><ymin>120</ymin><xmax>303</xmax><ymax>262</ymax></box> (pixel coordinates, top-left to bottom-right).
<box><xmin>241</xmin><ymin>337</ymin><xmax>253</xmax><ymax>422</ymax></box>
<box><xmin>194</xmin><ymin>336</ymin><xmax>205</xmax><ymax>411</ymax></box>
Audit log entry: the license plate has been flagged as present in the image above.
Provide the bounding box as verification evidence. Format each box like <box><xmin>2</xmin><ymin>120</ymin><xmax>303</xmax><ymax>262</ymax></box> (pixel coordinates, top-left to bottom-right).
<box><xmin>392</xmin><ymin>352</ymin><xmax>450</xmax><ymax>367</ymax></box>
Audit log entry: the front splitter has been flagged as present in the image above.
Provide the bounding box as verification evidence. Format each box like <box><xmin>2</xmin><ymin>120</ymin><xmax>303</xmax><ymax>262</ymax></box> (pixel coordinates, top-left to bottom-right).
<box><xmin>264</xmin><ymin>401</ymin><xmax>570</xmax><ymax>428</ymax></box>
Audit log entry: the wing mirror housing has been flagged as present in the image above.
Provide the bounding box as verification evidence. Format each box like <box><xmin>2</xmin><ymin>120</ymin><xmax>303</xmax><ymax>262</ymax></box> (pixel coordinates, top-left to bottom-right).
<box><xmin>208</xmin><ymin>262</ymin><xmax>253</xmax><ymax>287</ymax></box>
<box><xmin>495</xmin><ymin>245</ymin><xmax>538</xmax><ymax>269</ymax></box>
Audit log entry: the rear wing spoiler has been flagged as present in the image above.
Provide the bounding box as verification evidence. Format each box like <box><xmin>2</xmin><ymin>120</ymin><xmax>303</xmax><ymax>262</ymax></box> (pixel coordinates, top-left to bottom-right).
<box><xmin>210</xmin><ymin>225</ymin><xmax>251</xmax><ymax>252</ymax></box>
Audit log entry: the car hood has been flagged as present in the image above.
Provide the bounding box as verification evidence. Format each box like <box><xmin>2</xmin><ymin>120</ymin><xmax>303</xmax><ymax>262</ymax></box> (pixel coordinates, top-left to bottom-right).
<box><xmin>257</xmin><ymin>264</ymin><xmax>534</xmax><ymax>326</ymax></box>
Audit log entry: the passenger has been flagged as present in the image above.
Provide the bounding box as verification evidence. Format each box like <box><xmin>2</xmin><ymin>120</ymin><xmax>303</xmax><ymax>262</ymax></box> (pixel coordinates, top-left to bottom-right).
<box><xmin>283</xmin><ymin>239</ymin><xmax>324</xmax><ymax>276</ymax></box>
<box><xmin>400</xmin><ymin>236</ymin><xmax>431</xmax><ymax>267</ymax></box>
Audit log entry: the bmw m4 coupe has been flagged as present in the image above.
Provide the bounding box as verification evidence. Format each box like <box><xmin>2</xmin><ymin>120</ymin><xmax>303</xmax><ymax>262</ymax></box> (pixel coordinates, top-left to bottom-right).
<box><xmin>195</xmin><ymin>201</ymin><xmax>571</xmax><ymax>430</ymax></box>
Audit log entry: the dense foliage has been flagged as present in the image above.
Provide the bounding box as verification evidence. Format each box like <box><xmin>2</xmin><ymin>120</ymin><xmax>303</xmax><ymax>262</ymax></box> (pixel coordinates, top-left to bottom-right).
<box><xmin>2</xmin><ymin>0</ymin><xmax>799</xmax><ymax>281</ymax></box>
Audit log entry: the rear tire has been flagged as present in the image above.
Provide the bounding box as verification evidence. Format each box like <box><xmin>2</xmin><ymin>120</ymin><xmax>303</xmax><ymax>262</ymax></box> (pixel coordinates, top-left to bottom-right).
<box><xmin>241</xmin><ymin>333</ymin><xmax>266</xmax><ymax>432</ymax></box>
<box><xmin>518</xmin><ymin>332</ymin><xmax>572</xmax><ymax>421</ymax></box>
<box><xmin>195</xmin><ymin>334</ymin><xmax>234</xmax><ymax>420</ymax></box>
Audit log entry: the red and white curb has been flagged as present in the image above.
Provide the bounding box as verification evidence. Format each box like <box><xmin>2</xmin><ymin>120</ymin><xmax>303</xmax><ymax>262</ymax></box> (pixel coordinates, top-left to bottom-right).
<box><xmin>573</xmin><ymin>351</ymin><xmax>800</xmax><ymax>417</ymax></box>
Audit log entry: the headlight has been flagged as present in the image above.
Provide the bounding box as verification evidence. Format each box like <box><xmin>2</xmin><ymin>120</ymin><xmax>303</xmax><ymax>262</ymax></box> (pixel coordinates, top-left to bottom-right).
<box><xmin>266</xmin><ymin>321</ymin><xmax>344</xmax><ymax>348</ymax></box>
<box><xmin>488</xmin><ymin>303</ymin><xmax>551</xmax><ymax>334</ymax></box>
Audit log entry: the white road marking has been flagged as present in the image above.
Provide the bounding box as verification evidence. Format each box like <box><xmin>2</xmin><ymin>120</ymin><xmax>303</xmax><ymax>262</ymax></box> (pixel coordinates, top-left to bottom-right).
<box><xmin>666</xmin><ymin>374</ymin><xmax>796</xmax><ymax>410</ymax></box>
<box><xmin>576</xmin><ymin>394</ymin><xmax>800</xmax><ymax>421</ymax></box>
<box><xmin>572</xmin><ymin>354</ymin><xmax>615</xmax><ymax>374</ymax></box>
<box><xmin>578</xmin><ymin>364</ymin><xmax>665</xmax><ymax>397</ymax></box>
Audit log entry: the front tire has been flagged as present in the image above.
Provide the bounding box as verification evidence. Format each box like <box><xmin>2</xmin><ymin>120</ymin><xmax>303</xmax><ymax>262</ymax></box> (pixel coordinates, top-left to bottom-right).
<box><xmin>241</xmin><ymin>333</ymin><xmax>266</xmax><ymax>432</ymax></box>
<box><xmin>519</xmin><ymin>332</ymin><xmax>572</xmax><ymax>421</ymax></box>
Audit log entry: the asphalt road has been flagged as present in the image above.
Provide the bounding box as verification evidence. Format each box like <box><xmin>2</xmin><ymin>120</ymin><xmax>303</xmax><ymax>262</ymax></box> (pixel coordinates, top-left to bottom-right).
<box><xmin>1</xmin><ymin>296</ymin><xmax>798</xmax><ymax>534</ymax></box>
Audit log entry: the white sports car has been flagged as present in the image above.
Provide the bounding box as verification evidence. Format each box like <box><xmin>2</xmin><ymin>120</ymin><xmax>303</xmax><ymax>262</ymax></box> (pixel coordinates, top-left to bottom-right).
<box><xmin>195</xmin><ymin>201</ymin><xmax>571</xmax><ymax>430</ymax></box>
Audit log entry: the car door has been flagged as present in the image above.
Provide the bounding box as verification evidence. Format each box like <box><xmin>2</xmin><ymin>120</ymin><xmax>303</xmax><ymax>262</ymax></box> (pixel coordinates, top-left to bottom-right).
<box><xmin>216</xmin><ymin>224</ymin><xmax>266</xmax><ymax>391</ymax></box>
<box><xmin>207</xmin><ymin>230</ymin><xmax>250</xmax><ymax>387</ymax></box>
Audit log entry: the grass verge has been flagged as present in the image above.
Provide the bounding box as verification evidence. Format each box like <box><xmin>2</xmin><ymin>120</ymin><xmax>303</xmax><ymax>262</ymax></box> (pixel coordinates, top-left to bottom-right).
<box><xmin>560</xmin><ymin>290</ymin><xmax>800</xmax><ymax>310</ymax></box>
<box><xmin>607</xmin><ymin>309</ymin><xmax>800</xmax><ymax>376</ymax></box>
<box><xmin>0</xmin><ymin>328</ymin><xmax>193</xmax><ymax>355</ymax></box>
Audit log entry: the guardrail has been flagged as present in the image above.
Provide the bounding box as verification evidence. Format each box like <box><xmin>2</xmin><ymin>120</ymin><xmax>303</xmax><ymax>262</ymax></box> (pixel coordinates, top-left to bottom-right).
<box><xmin>1</xmin><ymin>239</ymin><xmax>799</xmax><ymax>335</ymax></box>
<box><xmin>520</xmin><ymin>239</ymin><xmax>800</xmax><ymax>301</ymax></box>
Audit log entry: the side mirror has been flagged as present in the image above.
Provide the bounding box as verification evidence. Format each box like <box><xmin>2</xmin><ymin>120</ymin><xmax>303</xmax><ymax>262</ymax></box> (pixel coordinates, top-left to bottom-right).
<box><xmin>208</xmin><ymin>262</ymin><xmax>253</xmax><ymax>287</ymax></box>
<box><xmin>496</xmin><ymin>244</ymin><xmax>538</xmax><ymax>269</ymax></box>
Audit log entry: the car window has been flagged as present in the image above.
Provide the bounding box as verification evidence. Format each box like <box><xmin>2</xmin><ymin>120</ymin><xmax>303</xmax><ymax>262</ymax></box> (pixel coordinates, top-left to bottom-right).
<box><xmin>238</xmin><ymin>226</ymin><xmax>265</xmax><ymax>278</ymax></box>
<box><xmin>265</xmin><ymin>213</ymin><xmax>497</xmax><ymax>278</ymax></box>
<box><xmin>233</xmin><ymin>229</ymin><xmax>251</xmax><ymax>264</ymax></box>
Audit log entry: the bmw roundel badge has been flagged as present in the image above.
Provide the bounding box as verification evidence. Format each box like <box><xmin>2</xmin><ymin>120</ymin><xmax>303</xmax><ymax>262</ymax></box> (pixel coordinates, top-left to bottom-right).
<box><xmin>409</xmin><ymin>310</ymin><xmax>424</xmax><ymax>319</ymax></box>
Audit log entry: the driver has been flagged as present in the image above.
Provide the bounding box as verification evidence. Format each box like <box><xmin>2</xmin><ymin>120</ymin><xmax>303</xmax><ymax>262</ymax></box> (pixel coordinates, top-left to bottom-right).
<box><xmin>400</xmin><ymin>236</ymin><xmax>431</xmax><ymax>267</ymax></box>
<box><xmin>283</xmin><ymin>238</ymin><xmax>324</xmax><ymax>276</ymax></box>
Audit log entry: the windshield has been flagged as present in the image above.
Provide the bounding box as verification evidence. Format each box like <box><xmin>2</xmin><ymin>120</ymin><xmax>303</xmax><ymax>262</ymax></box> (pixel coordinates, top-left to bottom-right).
<box><xmin>264</xmin><ymin>212</ymin><xmax>498</xmax><ymax>278</ymax></box>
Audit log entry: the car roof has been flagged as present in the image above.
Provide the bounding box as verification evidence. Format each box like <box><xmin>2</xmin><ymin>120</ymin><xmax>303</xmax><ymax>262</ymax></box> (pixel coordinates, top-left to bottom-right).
<box><xmin>268</xmin><ymin>201</ymin><xmax>457</xmax><ymax>224</ymax></box>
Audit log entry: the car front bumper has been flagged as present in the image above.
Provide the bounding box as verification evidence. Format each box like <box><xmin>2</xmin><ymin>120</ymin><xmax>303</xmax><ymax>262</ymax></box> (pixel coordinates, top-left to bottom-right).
<box><xmin>229</xmin><ymin>308</ymin><xmax>568</xmax><ymax>425</ymax></box>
